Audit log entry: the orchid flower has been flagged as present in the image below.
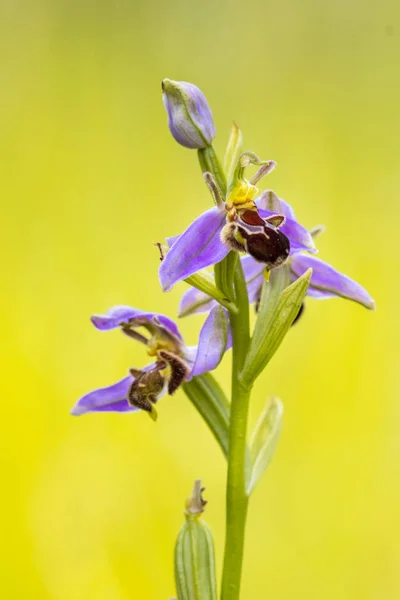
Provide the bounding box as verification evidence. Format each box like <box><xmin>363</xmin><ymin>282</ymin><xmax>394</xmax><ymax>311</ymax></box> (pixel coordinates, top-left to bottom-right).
<box><xmin>71</xmin><ymin>304</ymin><xmax>230</xmax><ymax>420</ymax></box>
<box><xmin>159</xmin><ymin>157</ymin><xmax>317</xmax><ymax>292</ymax></box>
<box><xmin>178</xmin><ymin>192</ymin><xmax>375</xmax><ymax>316</ymax></box>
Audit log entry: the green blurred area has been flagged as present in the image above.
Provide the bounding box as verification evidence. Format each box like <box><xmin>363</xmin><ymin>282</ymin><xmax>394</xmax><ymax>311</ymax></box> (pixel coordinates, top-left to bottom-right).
<box><xmin>1</xmin><ymin>0</ymin><xmax>399</xmax><ymax>598</ymax></box>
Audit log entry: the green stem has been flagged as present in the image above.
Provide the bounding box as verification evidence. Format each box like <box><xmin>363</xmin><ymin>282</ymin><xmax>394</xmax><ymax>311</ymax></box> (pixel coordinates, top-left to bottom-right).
<box><xmin>196</xmin><ymin>144</ymin><xmax>251</xmax><ymax>598</ymax></box>
<box><xmin>221</xmin><ymin>261</ymin><xmax>251</xmax><ymax>600</ymax></box>
<box><xmin>198</xmin><ymin>145</ymin><xmax>227</xmax><ymax>196</ymax></box>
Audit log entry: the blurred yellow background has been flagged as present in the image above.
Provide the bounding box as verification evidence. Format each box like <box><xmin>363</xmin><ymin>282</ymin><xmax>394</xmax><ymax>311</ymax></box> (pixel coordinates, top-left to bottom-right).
<box><xmin>1</xmin><ymin>1</ymin><xmax>399</xmax><ymax>598</ymax></box>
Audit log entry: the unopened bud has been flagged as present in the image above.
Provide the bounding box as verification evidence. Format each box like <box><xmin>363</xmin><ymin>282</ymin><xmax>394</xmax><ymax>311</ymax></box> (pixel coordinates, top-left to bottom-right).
<box><xmin>162</xmin><ymin>79</ymin><xmax>216</xmax><ymax>149</ymax></box>
<box><xmin>174</xmin><ymin>481</ymin><xmax>217</xmax><ymax>600</ymax></box>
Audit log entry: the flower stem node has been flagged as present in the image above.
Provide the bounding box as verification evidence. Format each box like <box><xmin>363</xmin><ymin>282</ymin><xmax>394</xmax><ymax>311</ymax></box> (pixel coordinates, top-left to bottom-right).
<box><xmin>162</xmin><ymin>79</ymin><xmax>216</xmax><ymax>150</ymax></box>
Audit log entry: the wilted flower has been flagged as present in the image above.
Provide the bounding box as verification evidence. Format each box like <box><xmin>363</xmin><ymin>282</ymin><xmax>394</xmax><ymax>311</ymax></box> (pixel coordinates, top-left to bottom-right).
<box><xmin>162</xmin><ymin>79</ymin><xmax>216</xmax><ymax>150</ymax></box>
<box><xmin>178</xmin><ymin>193</ymin><xmax>375</xmax><ymax>316</ymax></box>
<box><xmin>71</xmin><ymin>305</ymin><xmax>230</xmax><ymax>419</ymax></box>
<box><xmin>159</xmin><ymin>156</ymin><xmax>316</xmax><ymax>292</ymax></box>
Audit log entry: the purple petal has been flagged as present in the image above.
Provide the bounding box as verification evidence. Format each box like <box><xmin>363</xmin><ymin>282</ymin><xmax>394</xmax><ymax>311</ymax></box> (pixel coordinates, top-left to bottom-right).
<box><xmin>71</xmin><ymin>375</ymin><xmax>137</xmax><ymax>416</ymax></box>
<box><xmin>178</xmin><ymin>286</ymin><xmax>217</xmax><ymax>317</ymax></box>
<box><xmin>159</xmin><ymin>207</ymin><xmax>228</xmax><ymax>291</ymax></box>
<box><xmin>291</xmin><ymin>254</ymin><xmax>375</xmax><ymax>309</ymax></box>
<box><xmin>256</xmin><ymin>190</ymin><xmax>297</xmax><ymax>220</ymax></box>
<box><xmin>190</xmin><ymin>305</ymin><xmax>229</xmax><ymax>376</ymax></box>
<box><xmin>166</xmin><ymin>234</ymin><xmax>180</xmax><ymax>248</ymax></box>
<box><xmin>90</xmin><ymin>305</ymin><xmax>182</xmax><ymax>340</ymax></box>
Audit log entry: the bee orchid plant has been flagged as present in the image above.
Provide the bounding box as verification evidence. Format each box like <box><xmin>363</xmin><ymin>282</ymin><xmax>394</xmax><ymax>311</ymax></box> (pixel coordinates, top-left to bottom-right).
<box><xmin>72</xmin><ymin>79</ymin><xmax>374</xmax><ymax>600</ymax></box>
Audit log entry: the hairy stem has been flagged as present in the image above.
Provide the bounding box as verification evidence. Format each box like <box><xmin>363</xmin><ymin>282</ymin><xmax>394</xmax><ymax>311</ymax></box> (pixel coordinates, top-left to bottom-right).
<box><xmin>221</xmin><ymin>260</ymin><xmax>251</xmax><ymax>600</ymax></box>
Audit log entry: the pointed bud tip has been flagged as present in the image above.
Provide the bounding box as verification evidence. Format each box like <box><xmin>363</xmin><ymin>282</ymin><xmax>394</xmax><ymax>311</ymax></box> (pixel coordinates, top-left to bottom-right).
<box><xmin>185</xmin><ymin>479</ymin><xmax>207</xmax><ymax>515</ymax></box>
<box><xmin>161</xmin><ymin>78</ymin><xmax>173</xmax><ymax>93</ymax></box>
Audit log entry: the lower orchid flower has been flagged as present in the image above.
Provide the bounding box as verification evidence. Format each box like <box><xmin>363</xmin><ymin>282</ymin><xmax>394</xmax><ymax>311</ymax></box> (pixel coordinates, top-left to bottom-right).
<box><xmin>71</xmin><ymin>304</ymin><xmax>230</xmax><ymax>420</ymax></box>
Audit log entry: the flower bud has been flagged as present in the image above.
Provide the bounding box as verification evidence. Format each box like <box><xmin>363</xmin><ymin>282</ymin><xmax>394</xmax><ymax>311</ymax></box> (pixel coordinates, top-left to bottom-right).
<box><xmin>162</xmin><ymin>79</ymin><xmax>216</xmax><ymax>149</ymax></box>
<box><xmin>174</xmin><ymin>481</ymin><xmax>217</xmax><ymax>600</ymax></box>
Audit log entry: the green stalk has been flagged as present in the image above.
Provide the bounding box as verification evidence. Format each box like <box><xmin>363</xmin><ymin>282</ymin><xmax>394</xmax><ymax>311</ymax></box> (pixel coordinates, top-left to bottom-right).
<box><xmin>198</xmin><ymin>145</ymin><xmax>227</xmax><ymax>196</ymax></box>
<box><xmin>197</xmin><ymin>145</ymin><xmax>251</xmax><ymax>599</ymax></box>
<box><xmin>221</xmin><ymin>260</ymin><xmax>251</xmax><ymax>600</ymax></box>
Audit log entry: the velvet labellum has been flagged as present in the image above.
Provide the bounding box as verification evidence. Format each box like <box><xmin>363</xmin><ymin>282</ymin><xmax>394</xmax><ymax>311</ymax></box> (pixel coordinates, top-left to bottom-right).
<box><xmin>128</xmin><ymin>367</ymin><xmax>165</xmax><ymax>413</ymax></box>
<box><xmin>221</xmin><ymin>209</ymin><xmax>290</xmax><ymax>269</ymax></box>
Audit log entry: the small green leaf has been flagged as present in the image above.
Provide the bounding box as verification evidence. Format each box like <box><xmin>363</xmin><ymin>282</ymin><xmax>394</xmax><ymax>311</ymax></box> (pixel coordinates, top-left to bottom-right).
<box><xmin>223</xmin><ymin>122</ymin><xmax>243</xmax><ymax>190</ymax></box>
<box><xmin>183</xmin><ymin>373</ymin><xmax>230</xmax><ymax>459</ymax></box>
<box><xmin>247</xmin><ymin>397</ymin><xmax>283</xmax><ymax>494</ymax></box>
<box><xmin>241</xmin><ymin>269</ymin><xmax>312</xmax><ymax>386</ymax></box>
